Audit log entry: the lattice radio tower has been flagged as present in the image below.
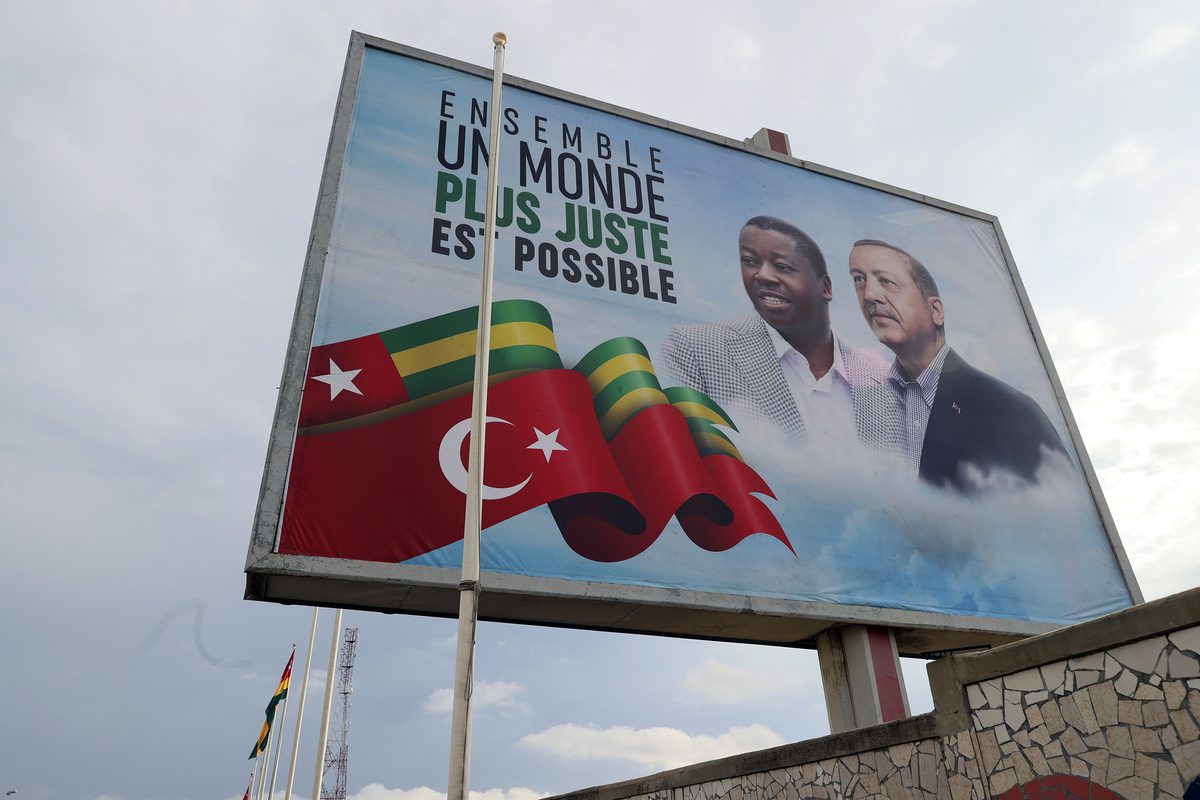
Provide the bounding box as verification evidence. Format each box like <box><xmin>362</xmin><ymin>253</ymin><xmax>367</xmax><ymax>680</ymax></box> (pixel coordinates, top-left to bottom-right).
<box><xmin>320</xmin><ymin>627</ymin><xmax>359</xmax><ymax>800</ymax></box>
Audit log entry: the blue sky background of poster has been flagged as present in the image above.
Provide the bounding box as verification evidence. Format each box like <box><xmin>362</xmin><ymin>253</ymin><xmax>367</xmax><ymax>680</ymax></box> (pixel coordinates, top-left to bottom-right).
<box><xmin>308</xmin><ymin>47</ymin><xmax>1130</xmax><ymax>623</ymax></box>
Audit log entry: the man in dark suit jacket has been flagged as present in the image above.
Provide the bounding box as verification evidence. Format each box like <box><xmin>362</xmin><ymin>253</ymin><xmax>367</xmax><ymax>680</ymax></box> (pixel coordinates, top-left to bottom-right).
<box><xmin>848</xmin><ymin>239</ymin><xmax>1066</xmax><ymax>492</ymax></box>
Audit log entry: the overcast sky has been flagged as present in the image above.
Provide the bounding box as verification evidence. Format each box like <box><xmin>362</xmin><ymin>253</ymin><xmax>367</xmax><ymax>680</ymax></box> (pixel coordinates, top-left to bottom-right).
<box><xmin>2</xmin><ymin>3</ymin><xmax>1198</xmax><ymax>800</ymax></box>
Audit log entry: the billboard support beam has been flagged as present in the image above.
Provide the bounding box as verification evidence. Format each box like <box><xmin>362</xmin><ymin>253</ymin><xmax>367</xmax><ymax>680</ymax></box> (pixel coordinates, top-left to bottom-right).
<box><xmin>817</xmin><ymin>626</ymin><xmax>910</xmax><ymax>732</ymax></box>
<box><xmin>447</xmin><ymin>31</ymin><xmax>508</xmax><ymax>800</ymax></box>
<box><xmin>744</xmin><ymin>128</ymin><xmax>911</xmax><ymax>735</ymax></box>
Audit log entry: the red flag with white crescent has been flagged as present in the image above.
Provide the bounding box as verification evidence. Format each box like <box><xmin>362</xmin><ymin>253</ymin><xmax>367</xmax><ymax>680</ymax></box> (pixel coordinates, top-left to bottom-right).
<box><xmin>280</xmin><ymin>370</ymin><xmax>638</xmax><ymax>562</ymax></box>
<box><xmin>278</xmin><ymin>302</ymin><xmax>791</xmax><ymax>564</ymax></box>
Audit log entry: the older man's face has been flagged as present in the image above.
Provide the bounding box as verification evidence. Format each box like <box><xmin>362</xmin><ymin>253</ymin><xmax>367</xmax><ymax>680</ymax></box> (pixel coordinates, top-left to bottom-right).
<box><xmin>849</xmin><ymin>244</ymin><xmax>943</xmax><ymax>352</ymax></box>
<box><xmin>740</xmin><ymin>225</ymin><xmax>831</xmax><ymax>338</ymax></box>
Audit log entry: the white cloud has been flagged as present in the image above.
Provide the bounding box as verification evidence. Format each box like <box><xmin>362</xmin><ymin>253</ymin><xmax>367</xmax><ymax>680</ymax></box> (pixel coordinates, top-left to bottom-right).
<box><xmin>352</xmin><ymin>787</ymin><xmax>443</xmax><ymax>800</ymax></box>
<box><xmin>522</xmin><ymin>723</ymin><xmax>784</xmax><ymax>771</ymax></box>
<box><xmin>424</xmin><ymin>688</ymin><xmax>454</xmax><ymax>714</ymax></box>
<box><xmin>1076</xmin><ymin>140</ymin><xmax>1154</xmax><ymax>190</ymax></box>
<box><xmin>1043</xmin><ymin>304</ymin><xmax>1200</xmax><ymax>600</ymax></box>
<box><xmin>1136</xmin><ymin>22</ymin><xmax>1194</xmax><ymax>60</ymax></box>
<box><xmin>347</xmin><ymin>785</ymin><xmax>546</xmax><ymax>800</ymax></box>
<box><xmin>423</xmin><ymin>680</ymin><xmax>529</xmax><ymax>714</ymax></box>
<box><xmin>679</xmin><ymin>659</ymin><xmax>806</xmax><ymax>705</ymax></box>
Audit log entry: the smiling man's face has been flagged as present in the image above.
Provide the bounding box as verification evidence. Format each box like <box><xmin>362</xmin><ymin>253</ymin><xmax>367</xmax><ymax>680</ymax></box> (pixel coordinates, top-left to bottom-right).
<box><xmin>739</xmin><ymin>225</ymin><xmax>831</xmax><ymax>342</ymax></box>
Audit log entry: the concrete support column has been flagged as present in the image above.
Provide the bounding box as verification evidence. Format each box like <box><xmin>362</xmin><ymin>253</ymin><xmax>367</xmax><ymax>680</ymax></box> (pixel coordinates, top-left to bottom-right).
<box><xmin>817</xmin><ymin>626</ymin><xmax>910</xmax><ymax>733</ymax></box>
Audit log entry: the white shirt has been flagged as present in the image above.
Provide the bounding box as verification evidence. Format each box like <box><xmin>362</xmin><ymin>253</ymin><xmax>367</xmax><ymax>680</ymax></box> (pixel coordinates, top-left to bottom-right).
<box><xmin>764</xmin><ymin>325</ymin><xmax>857</xmax><ymax>445</ymax></box>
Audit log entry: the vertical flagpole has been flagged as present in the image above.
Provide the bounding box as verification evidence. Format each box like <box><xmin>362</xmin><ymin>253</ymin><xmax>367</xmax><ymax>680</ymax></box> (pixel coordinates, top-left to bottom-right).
<box><xmin>284</xmin><ymin>609</ymin><xmax>319</xmax><ymax>800</ymax></box>
<box><xmin>248</xmin><ymin>758</ymin><xmax>260</xmax><ymax>800</ymax></box>
<box><xmin>311</xmin><ymin>608</ymin><xmax>344</xmax><ymax>800</ymax></box>
<box><xmin>447</xmin><ymin>31</ymin><xmax>507</xmax><ymax>800</ymax></box>
<box><xmin>256</xmin><ymin>746</ymin><xmax>270</xmax><ymax>800</ymax></box>
<box><xmin>267</xmin><ymin>691</ymin><xmax>290</xmax><ymax>800</ymax></box>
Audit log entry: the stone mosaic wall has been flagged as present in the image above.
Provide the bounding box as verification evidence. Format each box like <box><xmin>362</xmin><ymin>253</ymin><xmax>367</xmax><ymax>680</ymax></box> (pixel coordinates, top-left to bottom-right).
<box><xmin>959</xmin><ymin>627</ymin><xmax>1200</xmax><ymax>800</ymax></box>
<box><xmin>610</xmin><ymin>624</ymin><xmax>1200</xmax><ymax>800</ymax></box>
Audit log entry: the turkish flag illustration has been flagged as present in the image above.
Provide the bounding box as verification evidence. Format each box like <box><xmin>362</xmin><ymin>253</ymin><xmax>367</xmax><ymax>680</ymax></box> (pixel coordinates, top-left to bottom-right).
<box><xmin>278</xmin><ymin>301</ymin><xmax>792</xmax><ymax>565</ymax></box>
<box><xmin>280</xmin><ymin>369</ymin><xmax>634</xmax><ymax>562</ymax></box>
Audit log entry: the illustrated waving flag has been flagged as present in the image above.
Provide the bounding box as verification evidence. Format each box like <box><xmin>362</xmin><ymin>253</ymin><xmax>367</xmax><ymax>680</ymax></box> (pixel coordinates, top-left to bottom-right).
<box><xmin>666</xmin><ymin>386</ymin><xmax>791</xmax><ymax>554</ymax></box>
<box><xmin>279</xmin><ymin>300</ymin><xmax>789</xmax><ymax>564</ymax></box>
<box><xmin>248</xmin><ymin>648</ymin><xmax>294</xmax><ymax>759</ymax></box>
<box><xmin>299</xmin><ymin>300</ymin><xmax>560</xmax><ymax>431</ymax></box>
<box><xmin>553</xmin><ymin>337</ymin><xmax>722</xmax><ymax>561</ymax></box>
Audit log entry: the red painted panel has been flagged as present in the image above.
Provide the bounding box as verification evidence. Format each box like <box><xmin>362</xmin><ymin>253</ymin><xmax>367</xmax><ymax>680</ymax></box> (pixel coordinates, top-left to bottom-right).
<box><xmin>867</xmin><ymin>626</ymin><xmax>907</xmax><ymax>722</ymax></box>
<box><xmin>998</xmin><ymin>774</ymin><xmax>1125</xmax><ymax>800</ymax></box>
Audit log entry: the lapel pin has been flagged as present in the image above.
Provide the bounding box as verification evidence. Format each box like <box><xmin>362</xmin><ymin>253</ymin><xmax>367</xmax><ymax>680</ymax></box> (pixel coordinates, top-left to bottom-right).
<box><xmin>952</xmin><ymin>401</ymin><xmax>962</xmax><ymax>414</ymax></box>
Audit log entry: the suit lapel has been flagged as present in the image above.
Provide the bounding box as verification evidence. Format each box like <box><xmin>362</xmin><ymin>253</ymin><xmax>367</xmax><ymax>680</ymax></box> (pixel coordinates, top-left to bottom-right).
<box><xmin>920</xmin><ymin>349</ymin><xmax>972</xmax><ymax>481</ymax></box>
<box><xmin>841</xmin><ymin>337</ymin><xmax>871</xmax><ymax>441</ymax></box>
<box><xmin>728</xmin><ymin>316</ymin><xmax>806</xmax><ymax>437</ymax></box>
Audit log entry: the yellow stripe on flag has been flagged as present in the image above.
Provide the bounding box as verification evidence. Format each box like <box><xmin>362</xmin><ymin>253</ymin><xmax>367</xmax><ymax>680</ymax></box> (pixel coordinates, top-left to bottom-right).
<box><xmin>696</xmin><ymin>431</ymin><xmax>742</xmax><ymax>460</ymax></box>
<box><xmin>673</xmin><ymin>401</ymin><xmax>730</xmax><ymax>428</ymax></box>
<box><xmin>599</xmin><ymin>386</ymin><xmax>668</xmax><ymax>438</ymax></box>
<box><xmin>583</xmin><ymin>352</ymin><xmax>657</xmax><ymax>395</ymax></box>
<box><xmin>390</xmin><ymin>322</ymin><xmax>555</xmax><ymax>376</ymax></box>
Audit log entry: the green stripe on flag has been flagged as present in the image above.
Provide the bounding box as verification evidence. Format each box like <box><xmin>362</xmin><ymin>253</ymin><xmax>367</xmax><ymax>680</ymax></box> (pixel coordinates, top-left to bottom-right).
<box><xmin>684</xmin><ymin>418</ymin><xmax>742</xmax><ymax>459</ymax></box>
<box><xmin>404</xmin><ymin>345</ymin><xmax>562</xmax><ymax>400</ymax></box>
<box><xmin>695</xmin><ymin>434</ymin><xmax>741</xmax><ymax>459</ymax></box>
<box><xmin>684</xmin><ymin>416</ymin><xmax>733</xmax><ymax>443</ymax></box>
<box><xmin>249</xmin><ymin>691</ymin><xmax>287</xmax><ymax>758</ymax></box>
<box><xmin>591</xmin><ymin>369</ymin><xmax>663</xmax><ymax>420</ymax></box>
<box><xmin>378</xmin><ymin>299</ymin><xmax>553</xmax><ymax>353</ymax></box>
<box><xmin>663</xmin><ymin>386</ymin><xmax>737</xmax><ymax>430</ymax></box>
<box><xmin>573</xmin><ymin>336</ymin><xmax>651</xmax><ymax>378</ymax></box>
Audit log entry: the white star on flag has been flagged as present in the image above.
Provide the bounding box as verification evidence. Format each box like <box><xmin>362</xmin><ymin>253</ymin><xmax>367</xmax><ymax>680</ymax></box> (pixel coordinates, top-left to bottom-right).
<box><xmin>526</xmin><ymin>427</ymin><xmax>567</xmax><ymax>462</ymax></box>
<box><xmin>311</xmin><ymin>358</ymin><xmax>363</xmax><ymax>401</ymax></box>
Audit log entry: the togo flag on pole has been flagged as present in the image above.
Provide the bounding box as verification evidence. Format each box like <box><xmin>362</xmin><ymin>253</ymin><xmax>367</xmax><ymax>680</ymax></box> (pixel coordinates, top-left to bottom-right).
<box><xmin>248</xmin><ymin>647</ymin><xmax>294</xmax><ymax>759</ymax></box>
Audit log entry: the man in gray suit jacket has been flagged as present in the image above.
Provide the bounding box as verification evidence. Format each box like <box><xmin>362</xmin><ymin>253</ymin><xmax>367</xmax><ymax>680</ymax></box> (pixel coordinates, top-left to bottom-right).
<box><xmin>661</xmin><ymin>216</ymin><xmax>899</xmax><ymax>449</ymax></box>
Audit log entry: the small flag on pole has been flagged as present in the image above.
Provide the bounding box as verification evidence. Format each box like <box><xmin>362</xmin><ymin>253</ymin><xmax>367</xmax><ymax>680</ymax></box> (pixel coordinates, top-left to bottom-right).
<box><xmin>249</xmin><ymin>647</ymin><xmax>295</xmax><ymax>758</ymax></box>
<box><xmin>242</xmin><ymin>775</ymin><xmax>252</xmax><ymax>800</ymax></box>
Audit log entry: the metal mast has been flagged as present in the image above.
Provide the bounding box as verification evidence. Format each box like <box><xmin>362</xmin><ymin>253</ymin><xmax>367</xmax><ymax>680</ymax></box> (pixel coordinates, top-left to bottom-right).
<box><xmin>319</xmin><ymin>627</ymin><xmax>359</xmax><ymax>800</ymax></box>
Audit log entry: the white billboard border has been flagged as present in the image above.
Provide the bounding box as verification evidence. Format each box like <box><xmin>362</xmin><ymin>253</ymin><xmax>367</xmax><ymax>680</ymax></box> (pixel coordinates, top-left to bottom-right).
<box><xmin>245</xmin><ymin>32</ymin><xmax>1142</xmax><ymax>655</ymax></box>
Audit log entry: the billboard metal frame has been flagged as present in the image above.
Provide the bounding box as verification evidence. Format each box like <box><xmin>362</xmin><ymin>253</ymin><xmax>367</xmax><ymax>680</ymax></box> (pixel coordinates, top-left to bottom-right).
<box><xmin>245</xmin><ymin>32</ymin><xmax>1142</xmax><ymax>657</ymax></box>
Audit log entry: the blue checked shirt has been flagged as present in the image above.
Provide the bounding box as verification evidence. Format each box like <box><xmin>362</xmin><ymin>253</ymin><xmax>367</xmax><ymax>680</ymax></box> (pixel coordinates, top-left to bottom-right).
<box><xmin>887</xmin><ymin>344</ymin><xmax>950</xmax><ymax>474</ymax></box>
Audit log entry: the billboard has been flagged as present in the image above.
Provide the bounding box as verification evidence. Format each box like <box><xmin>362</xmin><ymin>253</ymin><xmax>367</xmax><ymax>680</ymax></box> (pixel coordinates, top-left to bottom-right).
<box><xmin>246</xmin><ymin>34</ymin><xmax>1140</xmax><ymax>654</ymax></box>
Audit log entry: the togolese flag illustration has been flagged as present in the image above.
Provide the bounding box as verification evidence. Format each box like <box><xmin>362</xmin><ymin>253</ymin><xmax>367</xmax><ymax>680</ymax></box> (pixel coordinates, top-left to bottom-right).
<box><xmin>279</xmin><ymin>299</ymin><xmax>789</xmax><ymax>564</ymax></box>
<box><xmin>297</xmin><ymin>300</ymin><xmax>560</xmax><ymax>431</ymax></box>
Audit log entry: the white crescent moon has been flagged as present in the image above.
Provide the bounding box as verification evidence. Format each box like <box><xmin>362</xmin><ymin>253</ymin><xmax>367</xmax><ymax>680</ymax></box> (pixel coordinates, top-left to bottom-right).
<box><xmin>438</xmin><ymin>416</ymin><xmax>533</xmax><ymax>500</ymax></box>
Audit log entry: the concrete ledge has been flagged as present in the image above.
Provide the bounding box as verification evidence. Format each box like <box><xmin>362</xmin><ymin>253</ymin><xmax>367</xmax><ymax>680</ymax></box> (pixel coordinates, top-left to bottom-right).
<box><xmin>947</xmin><ymin>586</ymin><xmax>1200</xmax><ymax>685</ymax></box>
<box><xmin>550</xmin><ymin>712</ymin><xmax>959</xmax><ymax>800</ymax></box>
